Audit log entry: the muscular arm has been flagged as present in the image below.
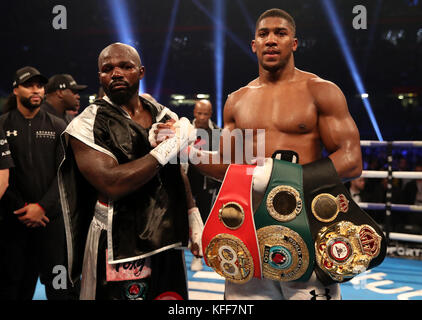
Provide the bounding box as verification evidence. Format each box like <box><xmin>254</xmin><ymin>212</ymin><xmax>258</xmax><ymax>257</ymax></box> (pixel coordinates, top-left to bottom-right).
<box><xmin>310</xmin><ymin>78</ymin><xmax>362</xmax><ymax>179</ymax></box>
<box><xmin>0</xmin><ymin>169</ymin><xmax>9</xmax><ymax>200</ymax></box>
<box><xmin>70</xmin><ymin>137</ymin><xmax>161</xmax><ymax>201</ymax></box>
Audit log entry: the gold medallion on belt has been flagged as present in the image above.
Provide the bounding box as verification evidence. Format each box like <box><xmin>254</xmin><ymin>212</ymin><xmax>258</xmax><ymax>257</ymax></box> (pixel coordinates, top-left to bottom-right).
<box><xmin>204</xmin><ymin>233</ymin><xmax>254</xmax><ymax>284</ymax></box>
<box><xmin>315</xmin><ymin>221</ymin><xmax>382</xmax><ymax>282</ymax></box>
<box><xmin>218</xmin><ymin>202</ymin><xmax>245</xmax><ymax>230</ymax></box>
<box><xmin>311</xmin><ymin>193</ymin><xmax>349</xmax><ymax>222</ymax></box>
<box><xmin>266</xmin><ymin>185</ymin><xmax>303</xmax><ymax>222</ymax></box>
<box><xmin>257</xmin><ymin>225</ymin><xmax>309</xmax><ymax>281</ymax></box>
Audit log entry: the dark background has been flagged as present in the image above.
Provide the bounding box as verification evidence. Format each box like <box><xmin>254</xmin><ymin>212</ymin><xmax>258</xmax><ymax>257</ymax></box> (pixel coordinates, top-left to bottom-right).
<box><xmin>0</xmin><ymin>0</ymin><xmax>421</xmax><ymax>143</ymax></box>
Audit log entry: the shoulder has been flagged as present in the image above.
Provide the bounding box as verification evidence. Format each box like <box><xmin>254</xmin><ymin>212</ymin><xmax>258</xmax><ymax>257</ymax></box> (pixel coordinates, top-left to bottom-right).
<box><xmin>223</xmin><ymin>80</ymin><xmax>259</xmax><ymax>125</ymax></box>
<box><xmin>302</xmin><ymin>71</ymin><xmax>344</xmax><ymax>99</ymax></box>
<box><xmin>0</xmin><ymin>112</ymin><xmax>10</xmax><ymax>124</ymax></box>
<box><xmin>44</xmin><ymin>110</ymin><xmax>67</xmax><ymax>132</ymax></box>
<box><xmin>76</xmin><ymin>103</ymin><xmax>106</xmax><ymax>121</ymax></box>
<box><xmin>230</xmin><ymin>78</ymin><xmax>259</xmax><ymax>97</ymax></box>
<box><xmin>65</xmin><ymin>104</ymin><xmax>103</xmax><ymax>136</ymax></box>
<box><xmin>300</xmin><ymin>71</ymin><xmax>347</xmax><ymax>113</ymax></box>
<box><xmin>0</xmin><ymin>111</ymin><xmax>14</xmax><ymax>129</ymax></box>
<box><xmin>226</xmin><ymin>79</ymin><xmax>258</xmax><ymax>107</ymax></box>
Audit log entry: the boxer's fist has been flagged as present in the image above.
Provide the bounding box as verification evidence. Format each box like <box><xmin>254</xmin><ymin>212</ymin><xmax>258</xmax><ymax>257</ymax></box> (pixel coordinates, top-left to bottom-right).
<box><xmin>149</xmin><ymin>117</ymin><xmax>196</xmax><ymax>166</ymax></box>
<box><xmin>148</xmin><ymin>120</ymin><xmax>176</xmax><ymax>147</ymax></box>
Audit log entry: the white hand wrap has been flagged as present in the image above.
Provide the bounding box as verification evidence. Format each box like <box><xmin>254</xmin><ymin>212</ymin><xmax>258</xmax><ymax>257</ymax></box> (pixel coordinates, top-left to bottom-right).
<box><xmin>148</xmin><ymin>107</ymin><xmax>179</xmax><ymax>148</ymax></box>
<box><xmin>149</xmin><ymin>117</ymin><xmax>196</xmax><ymax>166</ymax></box>
<box><xmin>188</xmin><ymin>206</ymin><xmax>204</xmax><ymax>256</ymax></box>
<box><xmin>148</xmin><ymin>123</ymin><xmax>175</xmax><ymax>147</ymax></box>
<box><xmin>252</xmin><ymin>158</ymin><xmax>273</xmax><ymax>194</ymax></box>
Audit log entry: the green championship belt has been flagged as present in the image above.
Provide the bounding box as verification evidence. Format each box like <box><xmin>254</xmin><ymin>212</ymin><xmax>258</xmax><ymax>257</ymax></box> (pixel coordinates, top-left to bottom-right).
<box><xmin>254</xmin><ymin>159</ymin><xmax>315</xmax><ymax>282</ymax></box>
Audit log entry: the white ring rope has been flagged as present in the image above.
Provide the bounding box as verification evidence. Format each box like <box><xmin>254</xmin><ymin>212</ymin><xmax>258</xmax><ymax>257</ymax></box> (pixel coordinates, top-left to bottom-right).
<box><xmin>357</xmin><ymin>140</ymin><xmax>422</xmax><ymax>243</ymax></box>
<box><xmin>360</xmin><ymin>140</ymin><xmax>422</xmax><ymax>148</ymax></box>
<box><xmin>358</xmin><ymin>202</ymin><xmax>422</xmax><ymax>212</ymax></box>
<box><xmin>357</xmin><ymin>202</ymin><xmax>422</xmax><ymax>242</ymax></box>
<box><xmin>361</xmin><ymin>170</ymin><xmax>422</xmax><ymax>179</ymax></box>
<box><xmin>387</xmin><ymin>232</ymin><xmax>422</xmax><ymax>243</ymax></box>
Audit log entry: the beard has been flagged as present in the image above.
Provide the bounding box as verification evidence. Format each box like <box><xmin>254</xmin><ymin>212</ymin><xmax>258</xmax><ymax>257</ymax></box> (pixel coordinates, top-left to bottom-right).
<box><xmin>260</xmin><ymin>51</ymin><xmax>291</xmax><ymax>73</ymax></box>
<box><xmin>19</xmin><ymin>95</ymin><xmax>42</xmax><ymax>111</ymax></box>
<box><xmin>103</xmin><ymin>80</ymin><xmax>139</xmax><ymax>106</ymax></box>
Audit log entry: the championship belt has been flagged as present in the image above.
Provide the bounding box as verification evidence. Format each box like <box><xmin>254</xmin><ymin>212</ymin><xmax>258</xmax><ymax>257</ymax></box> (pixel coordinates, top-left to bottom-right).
<box><xmin>254</xmin><ymin>159</ymin><xmax>315</xmax><ymax>282</ymax></box>
<box><xmin>202</xmin><ymin>164</ymin><xmax>261</xmax><ymax>283</ymax></box>
<box><xmin>302</xmin><ymin>158</ymin><xmax>387</xmax><ymax>285</ymax></box>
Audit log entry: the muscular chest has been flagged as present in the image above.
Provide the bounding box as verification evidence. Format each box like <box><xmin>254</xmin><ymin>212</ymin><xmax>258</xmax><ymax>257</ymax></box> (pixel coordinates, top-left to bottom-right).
<box><xmin>234</xmin><ymin>85</ymin><xmax>317</xmax><ymax>134</ymax></box>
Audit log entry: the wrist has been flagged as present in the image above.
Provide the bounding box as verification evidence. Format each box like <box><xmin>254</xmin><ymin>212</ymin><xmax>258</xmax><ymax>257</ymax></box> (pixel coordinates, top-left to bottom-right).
<box><xmin>150</xmin><ymin>136</ymin><xmax>184</xmax><ymax>166</ymax></box>
<box><xmin>188</xmin><ymin>206</ymin><xmax>199</xmax><ymax>215</ymax></box>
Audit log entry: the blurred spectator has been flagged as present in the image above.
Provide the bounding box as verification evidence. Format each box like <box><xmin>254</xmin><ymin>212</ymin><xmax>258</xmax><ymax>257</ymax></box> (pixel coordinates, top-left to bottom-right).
<box><xmin>396</xmin><ymin>155</ymin><xmax>411</xmax><ymax>190</ymax></box>
<box><xmin>397</xmin><ymin>163</ymin><xmax>422</xmax><ymax>234</ymax></box>
<box><xmin>401</xmin><ymin>163</ymin><xmax>422</xmax><ymax>205</ymax></box>
<box><xmin>347</xmin><ymin>177</ymin><xmax>370</xmax><ymax>203</ymax></box>
<box><xmin>42</xmin><ymin>74</ymin><xmax>87</xmax><ymax>124</ymax></box>
<box><xmin>186</xmin><ymin>99</ymin><xmax>221</xmax><ymax>271</ymax></box>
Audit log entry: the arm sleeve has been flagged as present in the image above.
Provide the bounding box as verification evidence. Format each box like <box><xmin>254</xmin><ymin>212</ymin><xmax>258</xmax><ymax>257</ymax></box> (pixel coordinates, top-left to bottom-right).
<box><xmin>0</xmin><ymin>127</ymin><xmax>14</xmax><ymax>170</ymax></box>
<box><xmin>0</xmin><ymin>123</ymin><xmax>23</xmax><ymax>212</ymax></box>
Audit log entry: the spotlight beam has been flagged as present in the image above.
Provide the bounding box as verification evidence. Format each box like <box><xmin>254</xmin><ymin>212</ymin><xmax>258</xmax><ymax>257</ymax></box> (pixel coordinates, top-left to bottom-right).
<box><xmin>321</xmin><ymin>0</ymin><xmax>383</xmax><ymax>141</ymax></box>
<box><xmin>235</xmin><ymin>0</ymin><xmax>255</xmax><ymax>35</ymax></box>
<box><xmin>191</xmin><ymin>0</ymin><xmax>256</xmax><ymax>61</ymax></box>
<box><xmin>214</xmin><ymin>0</ymin><xmax>225</xmax><ymax>127</ymax></box>
<box><xmin>106</xmin><ymin>0</ymin><xmax>146</xmax><ymax>94</ymax></box>
<box><xmin>153</xmin><ymin>0</ymin><xmax>180</xmax><ymax>100</ymax></box>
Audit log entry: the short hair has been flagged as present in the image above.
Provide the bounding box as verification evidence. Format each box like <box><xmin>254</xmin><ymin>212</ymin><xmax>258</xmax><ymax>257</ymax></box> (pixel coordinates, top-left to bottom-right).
<box><xmin>255</xmin><ymin>8</ymin><xmax>296</xmax><ymax>35</ymax></box>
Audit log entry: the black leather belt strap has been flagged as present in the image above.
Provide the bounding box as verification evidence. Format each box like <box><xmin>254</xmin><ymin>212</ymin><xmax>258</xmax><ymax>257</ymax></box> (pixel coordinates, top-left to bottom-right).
<box><xmin>302</xmin><ymin>158</ymin><xmax>387</xmax><ymax>285</ymax></box>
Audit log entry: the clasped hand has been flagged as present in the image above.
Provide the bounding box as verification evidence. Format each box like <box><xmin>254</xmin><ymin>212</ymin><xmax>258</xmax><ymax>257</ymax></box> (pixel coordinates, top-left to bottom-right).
<box><xmin>14</xmin><ymin>203</ymin><xmax>49</xmax><ymax>228</ymax></box>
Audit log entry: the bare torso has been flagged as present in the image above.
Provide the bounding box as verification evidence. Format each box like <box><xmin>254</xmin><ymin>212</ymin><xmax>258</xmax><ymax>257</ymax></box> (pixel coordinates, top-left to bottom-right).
<box><xmin>226</xmin><ymin>69</ymin><xmax>323</xmax><ymax>165</ymax></box>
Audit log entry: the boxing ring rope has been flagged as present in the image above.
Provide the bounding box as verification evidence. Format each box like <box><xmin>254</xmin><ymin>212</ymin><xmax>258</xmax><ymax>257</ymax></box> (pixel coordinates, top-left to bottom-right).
<box><xmin>360</xmin><ymin>141</ymin><xmax>422</xmax><ymax>148</ymax></box>
<box><xmin>358</xmin><ymin>140</ymin><xmax>422</xmax><ymax>244</ymax></box>
<box><xmin>361</xmin><ymin>171</ymin><xmax>422</xmax><ymax>179</ymax></box>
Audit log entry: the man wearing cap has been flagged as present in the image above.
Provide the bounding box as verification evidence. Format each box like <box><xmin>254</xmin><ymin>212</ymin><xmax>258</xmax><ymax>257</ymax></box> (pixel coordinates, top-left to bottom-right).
<box><xmin>42</xmin><ymin>74</ymin><xmax>87</xmax><ymax>124</ymax></box>
<box><xmin>0</xmin><ymin>66</ymin><xmax>79</xmax><ymax>300</ymax></box>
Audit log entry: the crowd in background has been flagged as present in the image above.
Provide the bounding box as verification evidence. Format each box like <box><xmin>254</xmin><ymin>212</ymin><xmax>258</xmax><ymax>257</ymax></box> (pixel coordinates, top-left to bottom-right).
<box><xmin>348</xmin><ymin>152</ymin><xmax>422</xmax><ymax>234</ymax></box>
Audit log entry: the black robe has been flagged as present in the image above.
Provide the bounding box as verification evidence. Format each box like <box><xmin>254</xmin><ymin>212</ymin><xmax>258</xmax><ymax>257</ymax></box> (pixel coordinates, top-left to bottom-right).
<box><xmin>58</xmin><ymin>95</ymin><xmax>189</xmax><ymax>298</ymax></box>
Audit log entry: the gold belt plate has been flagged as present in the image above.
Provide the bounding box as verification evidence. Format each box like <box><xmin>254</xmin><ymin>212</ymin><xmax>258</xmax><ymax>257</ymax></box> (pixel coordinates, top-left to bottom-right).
<box><xmin>204</xmin><ymin>233</ymin><xmax>254</xmax><ymax>284</ymax></box>
<box><xmin>315</xmin><ymin>221</ymin><xmax>382</xmax><ymax>282</ymax></box>
<box><xmin>257</xmin><ymin>225</ymin><xmax>309</xmax><ymax>281</ymax></box>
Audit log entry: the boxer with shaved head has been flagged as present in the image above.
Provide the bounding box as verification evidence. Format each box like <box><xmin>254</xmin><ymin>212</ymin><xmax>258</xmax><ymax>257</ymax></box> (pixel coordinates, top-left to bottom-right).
<box><xmin>59</xmin><ymin>42</ymin><xmax>202</xmax><ymax>300</ymax></box>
